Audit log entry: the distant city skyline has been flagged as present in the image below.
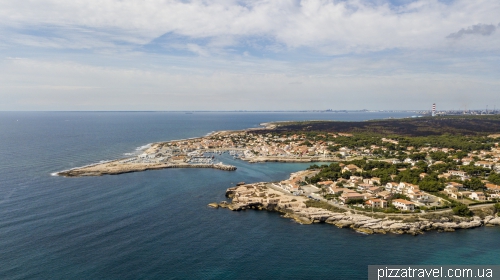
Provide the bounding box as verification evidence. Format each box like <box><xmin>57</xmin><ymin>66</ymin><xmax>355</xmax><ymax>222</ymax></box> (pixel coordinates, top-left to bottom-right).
<box><xmin>1</xmin><ymin>0</ymin><xmax>499</xmax><ymax>111</ymax></box>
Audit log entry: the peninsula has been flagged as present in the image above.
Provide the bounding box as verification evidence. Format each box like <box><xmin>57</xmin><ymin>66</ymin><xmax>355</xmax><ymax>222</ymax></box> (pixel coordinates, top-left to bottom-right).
<box><xmin>58</xmin><ymin>115</ymin><xmax>500</xmax><ymax>234</ymax></box>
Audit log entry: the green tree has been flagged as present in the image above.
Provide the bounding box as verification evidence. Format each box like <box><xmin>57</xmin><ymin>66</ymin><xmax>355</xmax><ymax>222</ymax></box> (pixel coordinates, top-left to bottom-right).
<box><xmin>429</xmin><ymin>151</ymin><xmax>448</xmax><ymax>161</ymax></box>
<box><xmin>452</xmin><ymin>204</ymin><xmax>473</xmax><ymax>217</ymax></box>
<box><xmin>341</xmin><ymin>171</ymin><xmax>352</xmax><ymax>179</ymax></box>
<box><xmin>463</xmin><ymin>178</ymin><xmax>485</xmax><ymax>190</ymax></box>
<box><xmin>419</xmin><ymin>179</ymin><xmax>444</xmax><ymax>192</ymax></box>
<box><xmin>455</xmin><ymin>151</ymin><xmax>468</xmax><ymax>159</ymax></box>
<box><xmin>346</xmin><ymin>199</ymin><xmax>364</xmax><ymax>205</ymax></box>
<box><xmin>409</xmin><ymin>152</ymin><xmax>427</xmax><ymax>161</ymax></box>
<box><xmin>327</xmin><ymin>145</ymin><xmax>340</xmax><ymax>152</ymax></box>
<box><xmin>307</xmin><ymin>164</ymin><xmax>320</xmax><ymax>170</ymax></box>
<box><xmin>488</xmin><ymin>172</ymin><xmax>500</xmax><ymax>185</ymax></box>
<box><xmin>493</xmin><ymin>203</ymin><xmax>500</xmax><ymax>213</ymax></box>
<box><xmin>415</xmin><ymin>160</ymin><xmax>428</xmax><ymax>172</ymax></box>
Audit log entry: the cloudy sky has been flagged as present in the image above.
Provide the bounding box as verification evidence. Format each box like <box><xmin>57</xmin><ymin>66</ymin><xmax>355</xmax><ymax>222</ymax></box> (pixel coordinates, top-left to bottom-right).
<box><xmin>1</xmin><ymin>0</ymin><xmax>499</xmax><ymax>111</ymax></box>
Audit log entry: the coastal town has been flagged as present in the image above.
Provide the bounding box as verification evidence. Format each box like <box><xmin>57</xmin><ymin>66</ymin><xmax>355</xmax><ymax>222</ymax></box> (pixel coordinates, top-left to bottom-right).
<box><xmin>216</xmin><ymin>176</ymin><xmax>500</xmax><ymax>235</ymax></box>
<box><xmin>57</xmin><ymin>118</ymin><xmax>500</xmax><ymax>234</ymax></box>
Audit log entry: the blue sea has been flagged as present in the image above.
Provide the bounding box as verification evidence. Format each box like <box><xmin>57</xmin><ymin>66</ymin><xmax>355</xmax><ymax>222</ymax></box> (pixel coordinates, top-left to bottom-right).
<box><xmin>1</xmin><ymin>111</ymin><xmax>499</xmax><ymax>280</ymax></box>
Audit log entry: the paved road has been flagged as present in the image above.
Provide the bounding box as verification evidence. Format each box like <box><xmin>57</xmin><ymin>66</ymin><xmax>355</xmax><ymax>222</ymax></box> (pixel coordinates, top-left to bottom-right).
<box><xmin>266</xmin><ymin>183</ymin><xmax>496</xmax><ymax>217</ymax></box>
<box><xmin>307</xmin><ymin>193</ymin><xmax>495</xmax><ymax>217</ymax></box>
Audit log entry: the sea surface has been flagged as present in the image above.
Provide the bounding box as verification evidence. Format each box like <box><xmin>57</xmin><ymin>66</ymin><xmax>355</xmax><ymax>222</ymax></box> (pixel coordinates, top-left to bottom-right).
<box><xmin>1</xmin><ymin>111</ymin><xmax>499</xmax><ymax>280</ymax></box>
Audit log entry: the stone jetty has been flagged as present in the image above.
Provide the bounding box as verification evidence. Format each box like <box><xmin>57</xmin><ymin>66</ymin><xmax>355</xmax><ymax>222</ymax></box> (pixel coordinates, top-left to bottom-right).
<box><xmin>57</xmin><ymin>162</ymin><xmax>236</xmax><ymax>177</ymax></box>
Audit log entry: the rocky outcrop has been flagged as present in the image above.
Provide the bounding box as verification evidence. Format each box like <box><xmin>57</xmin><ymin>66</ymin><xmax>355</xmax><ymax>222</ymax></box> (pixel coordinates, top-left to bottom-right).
<box><xmin>57</xmin><ymin>162</ymin><xmax>236</xmax><ymax>177</ymax></box>
<box><xmin>222</xmin><ymin>194</ymin><xmax>495</xmax><ymax>235</ymax></box>
<box><xmin>484</xmin><ymin>216</ymin><xmax>500</xmax><ymax>225</ymax></box>
<box><xmin>220</xmin><ymin>183</ymin><xmax>499</xmax><ymax>235</ymax></box>
<box><xmin>208</xmin><ymin>202</ymin><xmax>219</xmax><ymax>208</ymax></box>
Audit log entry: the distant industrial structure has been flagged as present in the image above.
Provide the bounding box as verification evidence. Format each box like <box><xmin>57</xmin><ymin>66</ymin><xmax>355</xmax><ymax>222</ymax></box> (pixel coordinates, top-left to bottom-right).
<box><xmin>419</xmin><ymin>105</ymin><xmax>499</xmax><ymax>117</ymax></box>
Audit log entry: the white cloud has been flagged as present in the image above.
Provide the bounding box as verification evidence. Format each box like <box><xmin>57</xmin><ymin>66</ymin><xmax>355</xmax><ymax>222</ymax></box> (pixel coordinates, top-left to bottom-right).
<box><xmin>185</xmin><ymin>44</ymin><xmax>210</xmax><ymax>56</ymax></box>
<box><xmin>1</xmin><ymin>0</ymin><xmax>499</xmax><ymax>54</ymax></box>
<box><xmin>0</xmin><ymin>1</ymin><xmax>499</xmax><ymax>111</ymax></box>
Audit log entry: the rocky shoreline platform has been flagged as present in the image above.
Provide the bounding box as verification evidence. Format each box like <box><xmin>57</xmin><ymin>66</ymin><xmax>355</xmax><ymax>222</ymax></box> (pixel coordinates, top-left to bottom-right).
<box><xmin>57</xmin><ymin>161</ymin><xmax>236</xmax><ymax>177</ymax></box>
<box><xmin>210</xmin><ymin>183</ymin><xmax>500</xmax><ymax>235</ymax></box>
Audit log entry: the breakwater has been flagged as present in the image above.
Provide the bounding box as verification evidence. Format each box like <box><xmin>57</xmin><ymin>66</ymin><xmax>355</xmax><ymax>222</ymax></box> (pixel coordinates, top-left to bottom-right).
<box><xmin>57</xmin><ymin>163</ymin><xmax>236</xmax><ymax>177</ymax></box>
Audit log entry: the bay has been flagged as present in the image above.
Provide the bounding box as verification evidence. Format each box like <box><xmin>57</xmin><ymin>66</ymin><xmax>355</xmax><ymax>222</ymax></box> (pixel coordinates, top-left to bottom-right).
<box><xmin>0</xmin><ymin>111</ymin><xmax>499</xmax><ymax>280</ymax></box>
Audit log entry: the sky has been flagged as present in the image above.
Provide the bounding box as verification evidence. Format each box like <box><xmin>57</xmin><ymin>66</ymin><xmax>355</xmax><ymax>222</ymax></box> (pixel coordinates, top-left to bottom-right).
<box><xmin>0</xmin><ymin>0</ymin><xmax>499</xmax><ymax>111</ymax></box>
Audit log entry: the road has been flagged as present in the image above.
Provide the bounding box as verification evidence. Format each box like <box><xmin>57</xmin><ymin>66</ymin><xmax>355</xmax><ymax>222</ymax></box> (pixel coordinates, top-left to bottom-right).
<box><xmin>307</xmin><ymin>193</ymin><xmax>494</xmax><ymax>217</ymax></box>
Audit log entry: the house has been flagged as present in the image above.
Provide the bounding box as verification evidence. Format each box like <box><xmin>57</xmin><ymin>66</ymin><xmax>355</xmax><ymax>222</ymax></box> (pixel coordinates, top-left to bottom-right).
<box><xmin>339</xmin><ymin>192</ymin><xmax>365</xmax><ymax>203</ymax></box>
<box><xmin>475</xmin><ymin>161</ymin><xmax>494</xmax><ymax>169</ymax></box>
<box><xmin>371</xmin><ymin>177</ymin><xmax>381</xmax><ymax>185</ymax></box>
<box><xmin>377</xmin><ymin>191</ymin><xmax>393</xmax><ymax>200</ymax></box>
<box><xmin>367</xmin><ymin>186</ymin><xmax>383</xmax><ymax>194</ymax></box>
<box><xmin>461</xmin><ymin>158</ymin><xmax>474</xmax><ymax>165</ymax></box>
<box><xmin>438</xmin><ymin>173</ymin><xmax>452</xmax><ymax>179</ymax></box>
<box><xmin>405</xmin><ymin>184</ymin><xmax>418</xmax><ymax>193</ymax></box>
<box><xmin>361</xmin><ymin>193</ymin><xmax>375</xmax><ymax>200</ymax></box>
<box><xmin>444</xmin><ymin>186</ymin><xmax>458</xmax><ymax>197</ymax></box>
<box><xmin>363</xmin><ymin>177</ymin><xmax>381</xmax><ymax>185</ymax></box>
<box><xmin>289</xmin><ymin>183</ymin><xmax>301</xmax><ymax>193</ymax></box>
<box><xmin>365</xmin><ymin>198</ymin><xmax>388</xmax><ymax>208</ymax></box>
<box><xmin>385</xmin><ymin>182</ymin><xmax>399</xmax><ymax>193</ymax></box>
<box><xmin>357</xmin><ymin>183</ymin><xmax>372</xmax><ymax>192</ymax></box>
<box><xmin>349</xmin><ymin>175</ymin><xmax>364</xmax><ymax>182</ymax></box>
<box><xmin>488</xmin><ymin>193</ymin><xmax>500</xmax><ymax>201</ymax></box>
<box><xmin>394</xmin><ymin>183</ymin><xmax>407</xmax><ymax>194</ymax></box>
<box><xmin>392</xmin><ymin>199</ymin><xmax>415</xmax><ymax>211</ymax></box>
<box><xmin>485</xmin><ymin>183</ymin><xmax>500</xmax><ymax>193</ymax></box>
<box><xmin>342</xmin><ymin>164</ymin><xmax>362</xmax><ymax>173</ymax></box>
<box><xmin>495</xmin><ymin>164</ymin><xmax>500</xmax><ymax>172</ymax></box>
<box><xmin>447</xmin><ymin>170</ymin><xmax>469</xmax><ymax>180</ymax></box>
<box><xmin>401</xmin><ymin>183</ymin><xmax>419</xmax><ymax>194</ymax></box>
<box><xmin>447</xmin><ymin>182</ymin><xmax>464</xmax><ymax>190</ymax></box>
<box><xmin>450</xmin><ymin>192</ymin><xmax>463</xmax><ymax>199</ymax></box>
<box><xmin>317</xmin><ymin>180</ymin><xmax>335</xmax><ymax>187</ymax></box>
<box><xmin>407</xmin><ymin>191</ymin><xmax>429</xmax><ymax>202</ymax></box>
<box><xmin>470</xmin><ymin>192</ymin><xmax>486</xmax><ymax>201</ymax></box>
<box><xmin>328</xmin><ymin>187</ymin><xmax>350</xmax><ymax>195</ymax></box>
<box><xmin>404</xmin><ymin>158</ymin><xmax>415</xmax><ymax>164</ymax></box>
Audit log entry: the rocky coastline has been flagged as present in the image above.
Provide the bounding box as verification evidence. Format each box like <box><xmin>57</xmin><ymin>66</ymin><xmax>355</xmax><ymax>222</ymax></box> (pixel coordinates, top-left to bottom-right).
<box><xmin>57</xmin><ymin>161</ymin><xmax>236</xmax><ymax>177</ymax></box>
<box><xmin>211</xmin><ymin>183</ymin><xmax>500</xmax><ymax>235</ymax></box>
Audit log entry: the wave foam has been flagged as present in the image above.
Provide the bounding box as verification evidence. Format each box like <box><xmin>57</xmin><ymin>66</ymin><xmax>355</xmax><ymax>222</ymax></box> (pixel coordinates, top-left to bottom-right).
<box><xmin>136</xmin><ymin>144</ymin><xmax>152</xmax><ymax>151</ymax></box>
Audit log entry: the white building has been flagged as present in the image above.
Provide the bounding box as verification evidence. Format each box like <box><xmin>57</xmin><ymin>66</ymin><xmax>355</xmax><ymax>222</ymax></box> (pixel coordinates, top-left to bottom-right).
<box><xmin>392</xmin><ymin>199</ymin><xmax>415</xmax><ymax>211</ymax></box>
